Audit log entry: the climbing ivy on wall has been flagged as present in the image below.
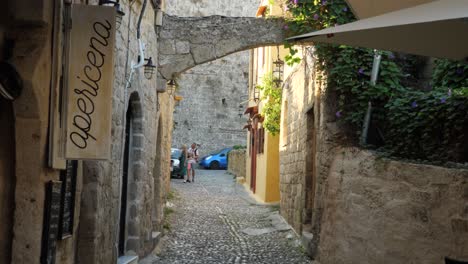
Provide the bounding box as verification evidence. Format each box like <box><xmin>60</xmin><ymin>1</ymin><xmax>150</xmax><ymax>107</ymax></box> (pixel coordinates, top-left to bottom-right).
<box><xmin>283</xmin><ymin>0</ymin><xmax>468</xmax><ymax>163</ymax></box>
<box><xmin>256</xmin><ymin>73</ymin><xmax>282</xmax><ymax>136</ymax></box>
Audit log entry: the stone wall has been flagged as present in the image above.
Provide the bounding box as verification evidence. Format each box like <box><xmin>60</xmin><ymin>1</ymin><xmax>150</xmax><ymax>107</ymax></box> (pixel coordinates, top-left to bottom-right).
<box><xmin>165</xmin><ymin>0</ymin><xmax>256</xmax><ymax>17</ymax></box>
<box><xmin>165</xmin><ymin>0</ymin><xmax>258</xmax><ymax>156</ymax></box>
<box><xmin>279</xmin><ymin>48</ymin><xmax>318</xmax><ymax>233</ymax></box>
<box><xmin>228</xmin><ymin>149</ymin><xmax>246</xmax><ymax>179</ymax></box>
<box><xmin>77</xmin><ymin>0</ymin><xmax>173</xmax><ymax>263</ymax></box>
<box><xmin>280</xmin><ymin>48</ymin><xmax>468</xmax><ymax>263</ymax></box>
<box><xmin>3</xmin><ymin>1</ymin><xmax>65</xmax><ymax>263</ymax></box>
<box><xmin>0</xmin><ymin>1</ymin><xmax>172</xmax><ymax>263</ymax></box>
<box><xmin>318</xmin><ymin>148</ymin><xmax>468</xmax><ymax>264</ymax></box>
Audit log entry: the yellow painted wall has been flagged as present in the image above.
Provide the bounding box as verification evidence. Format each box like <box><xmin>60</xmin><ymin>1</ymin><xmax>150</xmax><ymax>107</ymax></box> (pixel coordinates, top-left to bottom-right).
<box><xmin>265</xmin><ymin>133</ymin><xmax>280</xmax><ymax>202</ymax></box>
<box><xmin>255</xmin><ymin>139</ymin><xmax>268</xmax><ymax>201</ymax></box>
<box><xmin>243</xmin><ymin>1</ymin><xmax>286</xmax><ymax>203</ymax></box>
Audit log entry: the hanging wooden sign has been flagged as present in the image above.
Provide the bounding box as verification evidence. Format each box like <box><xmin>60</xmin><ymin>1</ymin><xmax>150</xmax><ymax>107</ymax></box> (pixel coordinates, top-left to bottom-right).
<box><xmin>64</xmin><ymin>4</ymin><xmax>116</xmax><ymax>160</ymax></box>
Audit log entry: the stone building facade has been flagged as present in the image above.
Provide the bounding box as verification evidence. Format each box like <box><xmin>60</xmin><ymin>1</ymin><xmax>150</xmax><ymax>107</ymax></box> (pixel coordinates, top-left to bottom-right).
<box><xmin>0</xmin><ymin>0</ymin><xmax>173</xmax><ymax>263</ymax></box>
<box><xmin>77</xmin><ymin>1</ymin><xmax>173</xmax><ymax>262</ymax></box>
<box><xmin>280</xmin><ymin>48</ymin><xmax>468</xmax><ymax>263</ymax></box>
<box><xmin>166</xmin><ymin>0</ymin><xmax>258</xmax><ymax>156</ymax></box>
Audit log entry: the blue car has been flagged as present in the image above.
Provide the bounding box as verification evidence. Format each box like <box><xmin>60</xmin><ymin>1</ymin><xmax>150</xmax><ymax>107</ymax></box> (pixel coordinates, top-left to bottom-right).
<box><xmin>199</xmin><ymin>148</ymin><xmax>232</xmax><ymax>170</ymax></box>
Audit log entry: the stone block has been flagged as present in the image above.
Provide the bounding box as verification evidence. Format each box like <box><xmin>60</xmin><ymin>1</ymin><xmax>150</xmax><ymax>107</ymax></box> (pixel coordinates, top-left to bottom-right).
<box><xmin>159</xmin><ymin>54</ymin><xmax>194</xmax><ymax>79</ymax></box>
<box><xmin>175</xmin><ymin>41</ymin><xmax>190</xmax><ymax>54</ymax></box>
<box><xmin>127</xmin><ymin>221</ymin><xmax>139</xmax><ymax>237</ymax></box>
<box><xmin>132</xmin><ymin>162</ymin><xmax>146</xmax><ymax>182</ymax></box>
<box><xmin>191</xmin><ymin>44</ymin><xmax>216</xmax><ymax>64</ymax></box>
<box><xmin>301</xmin><ymin>231</ymin><xmax>316</xmax><ymax>257</ymax></box>
<box><xmin>159</xmin><ymin>39</ymin><xmax>176</xmax><ymax>55</ymax></box>
<box><xmin>409</xmin><ymin>190</ymin><xmax>432</xmax><ymax>203</ymax></box>
<box><xmin>125</xmin><ymin>238</ymin><xmax>140</xmax><ymax>252</ymax></box>
<box><xmin>451</xmin><ymin>218</ymin><xmax>468</xmax><ymax>233</ymax></box>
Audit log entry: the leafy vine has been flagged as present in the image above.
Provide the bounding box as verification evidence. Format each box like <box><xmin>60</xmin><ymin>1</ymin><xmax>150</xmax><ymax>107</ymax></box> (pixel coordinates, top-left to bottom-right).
<box><xmin>256</xmin><ymin>73</ymin><xmax>282</xmax><ymax>135</ymax></box>
<box><xmin>283</xmin><ymin>0</ymin><xmax>468</xmax><ymax>162</ymax></box>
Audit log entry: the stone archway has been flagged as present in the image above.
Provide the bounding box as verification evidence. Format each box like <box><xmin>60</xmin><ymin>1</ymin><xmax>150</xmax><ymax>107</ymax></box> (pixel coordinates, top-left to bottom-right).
<box><xmin>118</xmin><ymin>92</ymin><xmax>144</xmax><ymax>255</ymax></box>
<box><xmin>0</xmin><ymin>98</ymin><xmax>15</xmax><ymax>264</ymax></box>
<box><xmin>158</xmin><ymin>14</ymin><xmax>286</xmax><ymax>80</ymax></box>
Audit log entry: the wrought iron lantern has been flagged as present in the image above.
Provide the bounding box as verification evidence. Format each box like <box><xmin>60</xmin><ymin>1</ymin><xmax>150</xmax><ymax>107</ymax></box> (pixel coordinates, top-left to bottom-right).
<box><xmin>166</xmin><ymin>79</ymin><xmax>177</xmax><ymax>95</ymax></box>
<box><xmin>99</xmin><ymin>0</ymin><xmax>125</xmax><ymax>29</ymax></box>
<box><xmin>272</xmin><ymin>46</ymin><xmax>285</xmax><ymax>88</ymax></box>
<box><xmin>273</xmin><ymin>59</ymin><xmax>284</xmax><ymax>88</ymax></box>
<box><xmin>253</xmin><ymin>88</ymin><xmax>260</xmax><ymax>103</ymax></box>
<box><xmin>143</xmin><ymin>57</ymin><xmax>156</xmax><ymax>80</ymax></box>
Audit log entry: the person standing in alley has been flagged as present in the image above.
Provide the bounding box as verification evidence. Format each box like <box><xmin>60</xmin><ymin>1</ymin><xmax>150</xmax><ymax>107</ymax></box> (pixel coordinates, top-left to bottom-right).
<box><xmin>180</xmin><ymin>145</ymin><xmax>188</xmax><ymax>183</ymax></box>
<box><xmin>187</xmin><ymin>143</ymin><xmax>199</xmax><ymax>182</ymax></box>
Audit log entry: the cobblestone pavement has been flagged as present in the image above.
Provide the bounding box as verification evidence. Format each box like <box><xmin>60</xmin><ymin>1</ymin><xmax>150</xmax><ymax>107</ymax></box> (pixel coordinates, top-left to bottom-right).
<box><xmin>156</xmin><ymin>169</ymin><xmax>312</xmax><ymax>264</ymax></box>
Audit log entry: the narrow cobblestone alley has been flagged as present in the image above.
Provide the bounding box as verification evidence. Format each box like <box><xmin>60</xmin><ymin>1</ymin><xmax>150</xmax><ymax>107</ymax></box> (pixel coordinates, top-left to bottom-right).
<box><xmin>155</xmin><ymin>170</ymin><xmax>312</xmax><ymax>264</ymax></box>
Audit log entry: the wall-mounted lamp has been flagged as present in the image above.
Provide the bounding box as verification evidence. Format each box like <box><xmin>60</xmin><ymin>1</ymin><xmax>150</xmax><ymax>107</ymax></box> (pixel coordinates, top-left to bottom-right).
<box><xmin>143</xmin><ymin>57</ymin><xmax>156</xmax><ymax>80</ymax></box>
<box><xmin>273</xmin><ymin>62</ymin><xmax>284</xmax><ymax>88</ymax></box>
<box><xmin>167</xmin><ymin>79</ymin><xmax>176</xmax><ymax>95</ymax></box>
<box><xmin>0</xmin><ymin>62</ymin><xmax>23</xmax><ymax>100</ymax></box>
<box><xmin>253</xmin><ymin>89</ymin><xmax>260</xmax><ymax>103</ymax></box>
<box><xmin>273</xmin><ymin>46</ymin><xmax>284</xmax><ymax>88</ymax></box>
<box><xmin>99</xmin><ymin>0</ymin><xmax>125</xmax><ymax>29</ymax></box>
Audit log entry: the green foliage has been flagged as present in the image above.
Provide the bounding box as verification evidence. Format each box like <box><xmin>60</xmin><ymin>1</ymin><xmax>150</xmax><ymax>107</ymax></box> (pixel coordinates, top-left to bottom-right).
<box><xmin>284</xmin><ymin>0</ymin><xmax>468</xmax><ymax>162</ymax></box>
<box><xmin>163</xmin><ymin>206</ymin><xmax>175</xmax><ymax>232</ymax></box>
<box><xmin>383</xmin><ymin>88</ymin><xmax>468</xmax><ymax>162</ymax></box>
<box><xmin>233</xmin><ymin>145</ymin><xmax>247</xmax><ymax>150</ymax></box>
<box><xmin>256</xmin><ymin>73</ymin><xmax>283</xmax><ymax>135</ymax></box>
<box><xmin>325</xmin><ymin>47</ymin><xmax>404</xmax><ymax>129</ymax></box>
<box><xmin>167</xmin><ymin>190</ymin><xmax>179</xmax><ymax>201</ymax></box>
<box><xmin>283</xmin><ymin>0</ymin><xmax>355</xmax><ymax>65</ymax></box>
<box><xmin>432</xmin><ymin>59</ymin><xmax>468</xmax><ymax>88</ymax></box>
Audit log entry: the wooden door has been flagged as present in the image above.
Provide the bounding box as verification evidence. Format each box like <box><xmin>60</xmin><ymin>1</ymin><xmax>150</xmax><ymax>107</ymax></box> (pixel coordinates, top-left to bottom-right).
<box><xmin>119</xmin><ymin>105</ymin><xmax>132</xmax><ymax>256</ymax></box>
<box><xmin>250</xmin><ymin>119</ymin><xmax>258</xmax><ymax>193</ymax></box>
<box><xmin>303</xmin><ymin>109</ymin><xmax>316</xmax><ymax>229</ymax></box>
<box><xmin>0</xmin><ymin>99</ymin><xmax>15</xmax><ymax>263</ymax></box>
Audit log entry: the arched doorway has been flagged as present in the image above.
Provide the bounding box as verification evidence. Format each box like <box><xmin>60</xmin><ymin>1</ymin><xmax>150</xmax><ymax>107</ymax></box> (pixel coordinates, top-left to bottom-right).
<box><xmin>0</xmin><ymin>98</ymin><xmax>15</xmax><ymax>263</ymax></box>
<box><xmin>118</xmin><ymin>92</ymin><xmax>143</xmax><ymax>256</ymax></box>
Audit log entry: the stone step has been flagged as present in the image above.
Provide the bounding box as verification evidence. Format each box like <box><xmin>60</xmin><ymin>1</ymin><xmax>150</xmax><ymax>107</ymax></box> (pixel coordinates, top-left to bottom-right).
<box><xmin>117</xmin><ymin>255</ymin><xmax>138</xmax><ymax>264</ymax></box>
<box><xmin>236</xmin><ymin>177</ymin><xmax>246</xmax><ymax>184</ymax></box>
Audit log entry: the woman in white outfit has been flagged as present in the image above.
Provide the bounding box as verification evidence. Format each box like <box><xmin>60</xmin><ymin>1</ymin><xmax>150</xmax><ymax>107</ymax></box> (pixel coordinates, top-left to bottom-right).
<box><xmin>187</xmin><ymin>143</ymin><xmax>199</xmax><ymax>182</ymax></box>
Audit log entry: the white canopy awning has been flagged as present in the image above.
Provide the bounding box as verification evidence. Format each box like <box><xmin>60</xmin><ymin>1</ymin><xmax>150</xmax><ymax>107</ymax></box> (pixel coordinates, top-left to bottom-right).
<box><xmin>345</xmin><ymin>0</ymin><xmax>436</xmax><ymax>19</ymax></box>
<box><xmin>289</xmin><ymin>0</ymin><xmax>468</xmax><ymax>60</ymax></box>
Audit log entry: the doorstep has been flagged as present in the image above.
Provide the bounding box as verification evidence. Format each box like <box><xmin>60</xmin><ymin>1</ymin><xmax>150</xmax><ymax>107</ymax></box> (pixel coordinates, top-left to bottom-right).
<box><xmin>117</xmin><ymin>255</ymin><xmax>138</xmax><ymax>264</ymax></box>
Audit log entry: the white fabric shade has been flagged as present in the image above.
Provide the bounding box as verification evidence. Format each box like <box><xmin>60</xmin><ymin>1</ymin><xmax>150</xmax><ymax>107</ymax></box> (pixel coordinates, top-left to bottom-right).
<box><xmin>289</xmin><ymin>0</ymin><xmax>468</xmax><ymax>60</ymax></box>
<box><xmin>345</xmin><ymin>0</ymin><xmax>436</xmax><ymax>19</ymax></box>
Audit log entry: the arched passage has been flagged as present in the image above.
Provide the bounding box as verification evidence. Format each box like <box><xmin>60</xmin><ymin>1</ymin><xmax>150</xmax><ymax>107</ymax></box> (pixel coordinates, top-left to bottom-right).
<box><xmin>0</xmin><ymin>98</ymin><xmax>15</xmax><ymax>264</ymax></box>
<box><xmin>158</xmin><ymin>14</ymin><xmax>285</xmax><ymax>79</ymax></box>
<box><xmin>119</xmin><ymin>92</ymin><xmax>144</xmax><ymax>255</ymax></box>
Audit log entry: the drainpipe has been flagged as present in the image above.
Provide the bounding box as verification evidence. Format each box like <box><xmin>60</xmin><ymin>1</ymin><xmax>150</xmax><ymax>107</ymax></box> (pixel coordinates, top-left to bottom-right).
<box><xmin>124</xmin><ymin>0</ymin><xmax>148</xmax><ymax>90</ymax></box>
<box><xmin>360</xmin><ymin>49</ymin><xmax>381</xmax><ymax>146</ymax></box>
